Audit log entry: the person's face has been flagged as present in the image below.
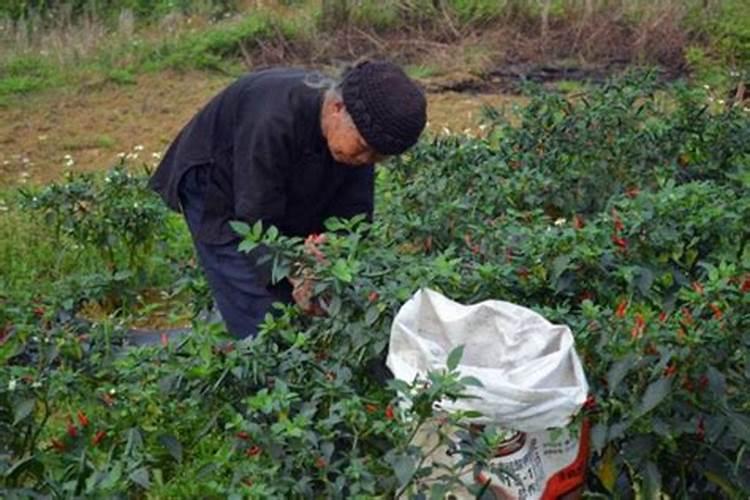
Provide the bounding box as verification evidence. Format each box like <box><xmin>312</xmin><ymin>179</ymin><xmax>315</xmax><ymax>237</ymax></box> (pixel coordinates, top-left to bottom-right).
<box><xmin>323</xmin><ymin>98</ymin><xmax>385</xmax><ymax>166</ymax></box>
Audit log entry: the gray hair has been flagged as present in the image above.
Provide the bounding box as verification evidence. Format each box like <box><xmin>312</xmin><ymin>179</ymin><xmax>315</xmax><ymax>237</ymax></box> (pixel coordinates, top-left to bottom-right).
<box><xmin>306</xmin><ymin>70</ymin><xmax>357</xmax><ymax>128</ymax></box>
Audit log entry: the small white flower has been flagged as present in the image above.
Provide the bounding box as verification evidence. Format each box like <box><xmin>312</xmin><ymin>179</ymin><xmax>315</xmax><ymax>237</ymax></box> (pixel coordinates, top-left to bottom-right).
<box><xmin>730</xmin><ymin>70</ymin><xmax>739</xmax><ymax>77</ymax></box>
<box><xmin>65</xmin><ymin>159</ymin><xmax>75</xmax><ymax>167</ymax></box>
<box><xmin>22</xmin><ymin>157</ymin><xmax>29</xmax><ymax>164</ymax></box>
<box><xmin>134</xmin><ymin>145</ymin><xmax>144</xmax><ymax>151</ymax></box>
<box><xmin>718</xmin><ymin>99</ymin><xmax>725</xmax><ymax>105</ymax></box>
<box><xmin>32</xmin><ymin>197</ymin><xmax>38</xmax><ymax>203</ymax></box>
<box><xmin>703</xmin><ymin>84</ymin><xmax>710</xmax><ymax>90</ymax></box>
<box><xmin>38</xmin><ymin>134</ymin><xmax>47</xmax><ymax>141</ymax></box>
<box><xmin>133</xmin><ymin>202</ymin><xmax>139</xmax><ymax>209</ymax></box>
<box><xmin>744</xmin><ymin>107</ymin><xmax>750</xmax><ymax>113</ymax></box>
<box><xmin>708</xmin><ymin>97</ymin><xmax>715</xmax><ymax>102</ymax></box>
<box><xmin>20</xmin><ymin>172</ymin><xmax>30</xmax><ymax>178</ymax></box>
<box><xmin>441</xmin><ymin>127</ymin><xmax>451</xmax><ymax>135</ymax></box>
<box><xmin>0</xmin><ymin>205</ymin><xmax>8</xmax><ymax>212</ymax></box>
<box><xmin>31</xmin><ymin>336</ymin><xmax>39</xmax><ymax>342</ymax></box>
<box><xmin>151</xmin><ymin>152</ymin><xmax>162</xmax><ymax>160</ymax></box>
<box><xmin>117</xmin><ymin>152</ymin><xmax>126</xmax><ymax>159</ymax></box>
<box><xmin>63</xmin><ymin>154</ymin><xmax>72</xmax><ymax>160</ymax></box>
<box><xmin>554</xmin><ymin>218</ymin><xmax>567</xmax><ymax>226</ymax></box>
<box><xmin>109</xmin><ymin>388</ymin><xmax>116</xmax><ymax>395</ymax></box>
<box><xmin>8</xmin><ymin>379</ymin><xmax>17</xmax><ymax>391</ymax></box>
<box><xmin>31</xmin><ymin>381</ymin><xmax>42</xmax><ymax>388</ymax></box>
<box><xmin>2</xmin><ymin>160</ymin><xmax>9</xmax><ymax>165</ymax></box>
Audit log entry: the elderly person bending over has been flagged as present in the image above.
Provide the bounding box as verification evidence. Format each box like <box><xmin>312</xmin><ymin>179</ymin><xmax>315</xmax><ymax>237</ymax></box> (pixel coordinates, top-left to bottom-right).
<box><xmin>149</xmin><ymin>60</ymin><xmax>427</xmax><ymax>339</ymax></box>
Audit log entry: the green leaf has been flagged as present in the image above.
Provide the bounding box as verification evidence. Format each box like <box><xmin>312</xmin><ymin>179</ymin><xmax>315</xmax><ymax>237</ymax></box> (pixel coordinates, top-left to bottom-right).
<box><xmin>551</xmin><ymin>254</ymin><xmax>571</xmax><ymax>281</ymax></box>
<box><xmin>159</xmin><ymin>434</ymin><xmax>183</xmax><ymax>463</ymax></box>
<box><xmin>591</xmin><ymin>423</ymin><xmax>608</xmax><ymax>453</ymax></box>
<box><xmin>430</xmin><ymin>483</ymin><xmax>449</xmax><ymax>500</ymax></box>
<box><xmin>252</xmin><ymin>220</ymin><xmax>263</xmax><ymax>239</ymax></box>
<box><xmin>387</xmin><ymin>379</ymin><xmax>411</xmax><ymax>395</ymax></box>
<box><xmin>636</xmin><ymin>267</ymin><xmax>655</xmax><ymax>295</ymax></box>
<box><xmin>642</xmin><ymin>461</ymin><xmax>661</xmax><ymax>499</ymax></box>
<box><xmin>390</xmin><ymin>453</ymin><xmax>417</xmax><ymax>487</ymax></box>
<box><xmin>462</xmin><ymin>410</ymin><xmax>484</xmax><ymax>419</ymax></box>
<box><xmin>229</xmin><ymin>221</ymin><xmax>250</xmax><ymax>237</ymax></box>
<box><xmin>446</xmin><ymin>345</ymin><xmax>464</xmax><ymax>371</ymax></box>
<box><xmin>237</xmin><ymin>240</ymin><xmax>258</xmax><ymax>253</ymax></box>
<box><xmin>129</xmin><ymin>467</ymin><xmax>150</xmax><ymax>489</ymax></box>
<box><xmin>364</xmin><ymin>305</ymin><xmax>380</xmax><ymax>326</ymax></box>
<box><xmin>265</xmin><ymin>226</ymin><xmax>279</xmax><ymax>241</ymax></box>
<box><xmin>330</xmin><ymin>259</ymin><xmax>353</xmax><ymax>283</ymax></box>
<box><xmin>13</xmin><ymin>399</ymin><xmax>35</xmax><ymax>425</ymax></box>
<box><xmin>607</xmin><ymin>354</ymin><xmax>637</xmax><ymax>395</ymax></box>
<box><xmin>637</xmin><ymin>377</ymin><xmax>671</xmax><ymax>416</ymax></box>
<box><xmin>727</xmin><ymin>411</ymin><xmax>750</xmax><ymax>444</ymax></box>
<box><xmin>459</xmin><ymin>376</ymin><xmax>484</xmax><ymax>387</ymax></box>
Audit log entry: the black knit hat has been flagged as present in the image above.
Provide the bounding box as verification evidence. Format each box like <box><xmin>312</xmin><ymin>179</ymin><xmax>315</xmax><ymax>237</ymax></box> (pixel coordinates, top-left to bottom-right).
<box><xmin>341</xmin><ymin>60</ymin><xmax>427</xmax><ymax>156</ymax></box>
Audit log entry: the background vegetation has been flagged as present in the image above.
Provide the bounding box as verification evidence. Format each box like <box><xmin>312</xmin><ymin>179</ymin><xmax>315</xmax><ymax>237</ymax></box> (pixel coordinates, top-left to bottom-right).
<box><xmin>1</xmin><ymin>0</ymin><xmax>749</xmax><ymax>102</ymax></box>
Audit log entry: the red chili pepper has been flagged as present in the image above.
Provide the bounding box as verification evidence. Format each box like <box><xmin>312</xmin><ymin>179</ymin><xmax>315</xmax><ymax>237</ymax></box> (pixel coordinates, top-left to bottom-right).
<box><xmin>516</xmin><ymin>267</ymin><xmax>530</xmax><ymax>280</ymax></box>
<box><xmin>741</xmin><ymin>276</ymin><xmax>750</xmax><ymax>293</ymax></box>
<box><xmin>573</xmin><ymin>215</ymin><xmax>585</xmax><ymax>230</ymax></box>
<box><xmin>51</xmin><ymin>438</ymin><xmax>66</xmax><ymax>452</ymax></box>
<box><xmin>664</xmin><ymin>363</ymin><xmax>678</xmax><ymax>377</ymax></box>
<box><xmin>385</xmin><ymin>405</ymin><xmax>395</xmax><ymax>421</ymax></box>
<box><xmin>423</xmin><ymin>236</ymin><xmax>433</xmax><ymax>253</ymax></box>
<box><xmin>683</xmin><ymin>377</ymin><xmax>695</xmax><ymax>392</ymax></box>
<box><xmin>658</xmin><ymin>311</ymin><xmax>668</xmax><ymax>323</ymax></box>
<box><xmin>625</xmin><ymin>186</ymin><xmax>640</xmax><ymax>198</ymax></box>
<box><xmin>583</xmin><ymin>395</ymin><xmax>597</xmax><ymax>411</ymax></box>
<box><xmin>33</xmin><ymin>306</ymin><xmax>45</xmax><ymax>317</ymax></box>
<box><xmin>315</xmin><ymin>456</ymin><xmax>327</xmax><ymax>469</ymax></box>
<box><xmin>615</xmin><ymin>299</ymin><xmax>628</xmax><ymax>318</ymax></box>
<box><xmin>699</xmin><ymin>374</ymin><xmax>709</xmax><ymax>390</ymax></box>
<box><xmin>681</xmin><ymin>308</ymin><xmax>694</xmax><ymax>326</ymax></box>
<box><xmin>243</xmin><ymin>479</ymin><xmax>254</xmax><ymax>487</ymax></box>
<box><xmin>368</xmin><ymin>291</ymin><xmax>379</xmax><ymax>303</ymax></box>
<box><xmin>77</xmin><ymin>410</ymin><xmax>90</xmax><ymax>427</ymax></box>
<box><xmin>709</xmin><ymin>303</ymin><xmax>723</xmax><ymax>320</ymax></box>
<box><xmin>505</xmin><ymin>247</ymin><xmax>514</xmax><ymax>262</ymax></box>
<box><xmin>246</xmin><ymin>445</ymin><xmax>262</xmax><ymax>457</ymax></box>
<box><xmin>611</xmin><ymin>235</ymin><xmax>628</xmax><ymax>250</ymax></box>
<box><xmin>612</xmin><ymin>209</ymin><xmax>624</xmax><ymax>233</ymax></box>
<box><xmin>631</xmin><ymin>313</ymin><xmax>646</xmax><ymax>339</ymax></box>
<box><xmin>692</xmin><ymin>281</ymin><xmax>704</xmax><ymax>294</ymax></box>
<box><xmin>67</xmin><ymin>422</ymin><xmax>78</xmax><ymax>438</ymax></box>
<box><xmin>696</xmin><ymin>417</ymin><xmax>705</xmax><ymax>441</ymax></box>
<box><xmin>92</xmin><ymin>430</ymin><xmax>106</xmax><ymax>446</ymax></box>
<box><xmin>365</xmin><ymin>404</ymin><xmax>378</xmax><ymax>414</ymax></box>
<box><xmin>160</xmin><ymin>333</ymin><xmax>169</xmax><ymax>348</ymax></box>
<box><xmin>236</xmin><ymin>431</ymin><xmax>250</xmax><ymax>441</ymax></box>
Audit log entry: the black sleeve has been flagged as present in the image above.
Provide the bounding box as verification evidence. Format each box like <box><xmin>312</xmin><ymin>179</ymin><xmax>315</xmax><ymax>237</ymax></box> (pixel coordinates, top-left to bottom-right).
<box><xmin>232</xmin><ymin>88</ymin><xmax>294</xmax><ymax>232</ymax></box>
<box><xmin>323</xmin><ymin>165</ymin><xmax>375</xmax><ymax>224</ymax></box>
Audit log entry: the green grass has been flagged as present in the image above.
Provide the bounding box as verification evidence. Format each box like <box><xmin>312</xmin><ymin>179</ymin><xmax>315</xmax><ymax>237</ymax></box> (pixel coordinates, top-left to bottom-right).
<box><xmin>0</xmin><ymin>55</ymin><xmax>62</xmax><ymax>96</ymax></box>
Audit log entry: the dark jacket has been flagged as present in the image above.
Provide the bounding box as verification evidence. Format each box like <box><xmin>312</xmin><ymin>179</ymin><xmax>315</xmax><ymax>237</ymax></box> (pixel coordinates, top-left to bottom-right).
<box><xmin>149</xmin><ymin>68</ymin><xmax>375</xmax><ymax>244</ymax></box>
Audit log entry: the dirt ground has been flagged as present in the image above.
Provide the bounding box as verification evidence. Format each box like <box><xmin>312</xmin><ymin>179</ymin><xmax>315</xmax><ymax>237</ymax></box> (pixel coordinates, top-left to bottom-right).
<box><xmin>0</xmin><ymin>70</ymin><xmax>519</xmax><ymax>188</ymax></box>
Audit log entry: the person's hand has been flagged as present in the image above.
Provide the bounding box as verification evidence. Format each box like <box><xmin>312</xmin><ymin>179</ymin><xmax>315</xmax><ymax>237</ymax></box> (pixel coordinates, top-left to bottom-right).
<box><xmin>289</xmin><ymin>270</ymin><xmax>326</xmax><ymax>316</ymax></box>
